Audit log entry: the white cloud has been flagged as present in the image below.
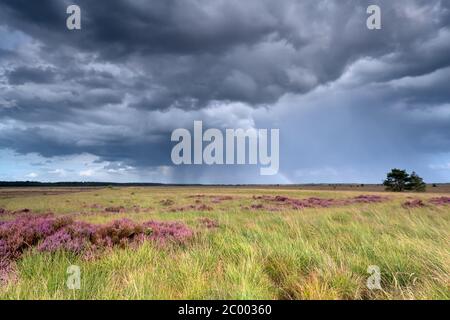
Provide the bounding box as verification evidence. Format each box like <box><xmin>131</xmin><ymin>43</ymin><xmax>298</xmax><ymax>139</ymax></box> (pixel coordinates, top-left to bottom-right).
<box><xmin>429</xmin><ymin>163</ymin><xmax>450</xmax><ymax>170</ymax></box>
<box><xmin>25</xmin><ymin>172</ymin><xmax>38</xmax><ymax>178</ymax></box>
<box><xmin>79</xmin><ymin>169</ymin><xmax>95</xmax><ymax>177</ymax></box>
<box><xmin>48</xmin><ymin>168</ymin><xmax>68</xmax><ymax>177</ymax></box>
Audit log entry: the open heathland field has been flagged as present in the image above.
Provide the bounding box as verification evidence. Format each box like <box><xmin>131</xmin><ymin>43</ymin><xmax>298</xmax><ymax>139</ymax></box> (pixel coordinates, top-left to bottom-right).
<box><xmin>0</xmin><ymin>187</ymin><xmax>449</xmax><ymax>300</ymax></box>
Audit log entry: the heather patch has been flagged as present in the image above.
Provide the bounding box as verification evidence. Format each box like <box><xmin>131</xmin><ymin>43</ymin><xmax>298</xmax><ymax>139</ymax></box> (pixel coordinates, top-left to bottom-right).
<box><xmin>0</xmin><ymin>214</ymin><xmax>193</xmax><ymax>272</ymax></box>
<box><xmin>196</xmin><ymin>204</ymin><xmax>214</xmax><ymax>211</ymax></box>
<box><xmin>81</xmin><ymin>205</ymin><xmax>152</xmax><ymax>215</ymax></box>
<box><xmin>160</xmin><ymin>199</ymin><xmax>175</xmax><ymax>206</ymax></box>
<box><xmin>187</xmin><ymin>195</ymin><xmax>234</xmax><ymax>203</ymax></box>
<box><xmin>198</xmin><ymin>217</ymin><xmax>219</xmax><ymax>229</ymax></box>
<box><xmin>0</xmin><ymin>208</ymin><xmax>32</xmax><ymax>216</ymax></box>
<box><xmin>251</xmin><ymin>203</ymin><xmax>265</xmax><ymax>210</ymax></box>
<box><xmin>351</xmin><ymin>195</ymin><xmax>388</xmax><ymax>203</ymax></box>
<box><xmin>0</xmin><ymin>261</ymin><xmax>17</xmax><ymax>285</ymax></box>
<box><xmin>104</xmin><ymin>206</ymin><xmax>126</xmax><ymax>213</ymax></box>
<box><xmin>0</xmin><ymin>214</ymin><xmax>61</xmax><ymax>264</ymax></box>
<box><xmin>38</xmin><ymin>220</ymin><xmax>96</xmax><ymax>254</ymax></box>
<box><xmin>402</xmin><ymin>199</ymin><xmax>426</xmax><ymax>208</ymax></box>
<box><xmin>429</xmin><ymin>197</ymin><xmax>450</xmax><ymax>206</ymax></box>
<box><xmin>211</xmin><ymin>196</ymin><xmax>234</xmax><ymax>203</ymax></box>
<box><xmin>168</xmin><ymin>206</ymin><xmax>190</xmax><ymax>212</ymax></box>
<box><xmin>252</xmin><ymin>194</ymin><xmax>389</xmax><ymax>210</ymax></box>
<box><xmin>252</xmin><ymin>195</ymin><xmax>336</xmax><ymax>209</ymax></box>
<box><xmin>168</xmin><ymin>204</ymin><xmax>214</xmax><ymax>212</ymax></box>
<box><xmin>241</xmin><ymin>204</ymin><xmax>280</xmax><ymax>212</ymax></box>
<box><xmin>143</xmin><ymin>220</ymin><xmax>193</xmax><ymax>245</ymax></box>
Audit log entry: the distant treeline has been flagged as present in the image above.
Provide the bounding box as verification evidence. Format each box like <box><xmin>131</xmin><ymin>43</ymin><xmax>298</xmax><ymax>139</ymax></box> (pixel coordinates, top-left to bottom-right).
<box><xmin>0</xmin><ymin>181</ymin><xmax>166</xmax><ymax>187</ymax></box>
<box><xmin>0</xmin><ymin>181</ymin><xmax>446</xmax><ymax>188</ymax></box>
<box><xmin>0</xmin><ymin>181</ymin><xmax>273</xmax><ymax>187</ymax></box>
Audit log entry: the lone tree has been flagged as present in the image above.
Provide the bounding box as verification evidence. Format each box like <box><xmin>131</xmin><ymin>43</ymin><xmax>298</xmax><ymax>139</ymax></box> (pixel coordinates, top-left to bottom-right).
<box><xmin>383</xmin><ymin>169</ymin><xmax>410</xmax><ymax>192</ymax></box>
<box><xmin>383</xmin><ymin>169</ymin><xmax>426</xmax><ymax>192</ymax></box>
<box><xmin>406</xmin><ymin>171</ymin><xmax>426</xmax><ymax>192</ymax></box>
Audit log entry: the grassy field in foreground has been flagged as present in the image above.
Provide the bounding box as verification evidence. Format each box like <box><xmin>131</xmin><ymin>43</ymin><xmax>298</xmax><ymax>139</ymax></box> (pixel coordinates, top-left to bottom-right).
<box><xmin>0</xmin><ymin>187</ymin><xmax>449</xmax><ymax>300</ymax></box>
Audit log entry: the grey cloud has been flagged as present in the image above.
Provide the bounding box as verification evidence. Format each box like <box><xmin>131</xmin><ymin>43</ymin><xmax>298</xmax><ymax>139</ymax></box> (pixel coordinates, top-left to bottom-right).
<box><xmin>7</xmin><ymin>66</ymin><xmax>56</xmax><ymax>85</ymax></box>
<box><xmin>2</xmin><ymin>0</ymin><xmax>448</xmax><ymax>110</ymax></box>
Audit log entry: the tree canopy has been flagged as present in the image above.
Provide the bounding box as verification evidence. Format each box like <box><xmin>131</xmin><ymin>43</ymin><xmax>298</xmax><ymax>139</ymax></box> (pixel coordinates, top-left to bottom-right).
<box><xmin>383</xmin><ymin>169</ymin><xmax>426</xmax><ymax>192</ymax></box>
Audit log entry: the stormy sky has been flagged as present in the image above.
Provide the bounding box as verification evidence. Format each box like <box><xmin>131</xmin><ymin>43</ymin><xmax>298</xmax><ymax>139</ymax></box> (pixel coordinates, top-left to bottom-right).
<box><xmin>1</xmin><ymin>0</ymin><xmax>450</xmax><ymax>184</ymax></box>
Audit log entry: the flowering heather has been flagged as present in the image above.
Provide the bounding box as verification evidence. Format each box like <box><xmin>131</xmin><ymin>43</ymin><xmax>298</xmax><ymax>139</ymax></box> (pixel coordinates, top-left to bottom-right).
<box><xmin>254</xmin><ymin>195</ymin><xmax>336</xmax><ymax>209</ymax></box>
<box><xmin>94</xmin><ymin>219</ymin><xmax>144</xmax><ymax>247</ymax></box>
<box><xmin>251</xmin><ymin>203</ymin><xmax>265</xmax><ymax>210</ymax></box>
<box><xmin>252</xmin><ymin>194</ymin><xmax>389</xmax><ymax>210</ymax></box>
<box><xmin>0</xmin><ymin>260</ymin><xmax>17</xmax><ymax>285</ymax></box>
<box><xmin>188</xmin><ymin>195</ymin><xmax>234</xmax><ymax>203</ymax></box>
<box><xmin>168</xmin><ymin>204</ymin><xmax>213</xmax><ymax>212</ymax></box>
<box><xmin>402</xmin><ymin>199</ymin><xmax>426</xmax><ymax>208</ymax></box>
<box><xmin>104</xmin><ymin>206</ymin><xmax>126</xmax><ymax>213</ymax></box>
<box><xmin>38</xmin><ymin>220</ymin><xmax>97</xmax><ymax>253</ymax></box>
<box><xmin>211</xmin><ymin>195</ymin><xmax>234</xmax><ymax>202</ymax></box>
<box><xmin>143</xmin><ymin>221</ymin><xmax>194</xmax><ymax>244</ymax></box>
<box><xmin>168</xmin><ymin>206</ymin><xmax>191</xmax><ymax>212</ymax></box>
<box><xmin>0</xmin><ymin>215</ymin><xmax>193</xmax><ymax>267</ymax></box>
<box><xmin>351</xmin><ymin>195</ymin><xmax>387</xmax><ymax>203</ymax></box>
<box><xmin>196</xmin><ymin>204</ymin><xmax>213</xmax><ymax>211</ymax></box>
<box><xmin>429</xmin><ymin>197</ymin><xmax>450</xmax><ymax>206</ymax></box>
<box><xmin>0</xmin><ymin>214</ymin><xmax>59</xmax><ymax>262</ymax></box>
<box><xmin>198</xmin><ymin>217</ymin><xmax>219</xmax><ymax>229</ymax></box>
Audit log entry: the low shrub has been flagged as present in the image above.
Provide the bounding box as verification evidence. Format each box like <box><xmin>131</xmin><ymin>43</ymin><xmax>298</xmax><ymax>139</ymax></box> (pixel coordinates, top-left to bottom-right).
<box><xmin>429</xmin><ymin>197</ymin><xmax>450</xmax><ymax>205</ymax></box>
<box><xmin>402</xmin><ymin>199</ymin><xmax>426</xmax><ymax>208</ymax></box>
<box><xmin>0</xmin><ymin>214</ymin><xmax>193</xmax><ymax>268</ymax></box>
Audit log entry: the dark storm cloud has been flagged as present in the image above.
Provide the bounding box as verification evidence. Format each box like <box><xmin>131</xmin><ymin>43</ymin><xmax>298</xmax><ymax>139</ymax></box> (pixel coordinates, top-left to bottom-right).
<box><xmin>0</xmin><ymin>0</ymin><xmax>449</xmax><ymax>182</ymax></box>
<box><xmin>2</xmin><ymin>0</ymin><xmax>448</xmax><ymax>109</ymax></box>
<box><xmin>7</xmin><ymin>66</ymin><xmax>56</xmax><ymax>85</ymax></box>
<box><xmin>2</xmin><ymin>1</ymin><xmax>450</xmax><ymax>103</ymax></box>
<box><xmin>0</xmin><ymin>0</ymin><xmax>278</xmax><ymax>56</ymax></box>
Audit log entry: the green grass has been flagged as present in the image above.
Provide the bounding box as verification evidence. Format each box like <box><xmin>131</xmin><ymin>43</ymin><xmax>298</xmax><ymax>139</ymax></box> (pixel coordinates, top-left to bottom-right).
<box><xmin>0</xmin><ymin>187</ymin><xmax>449</xmax><ymax>300</ymax></box>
